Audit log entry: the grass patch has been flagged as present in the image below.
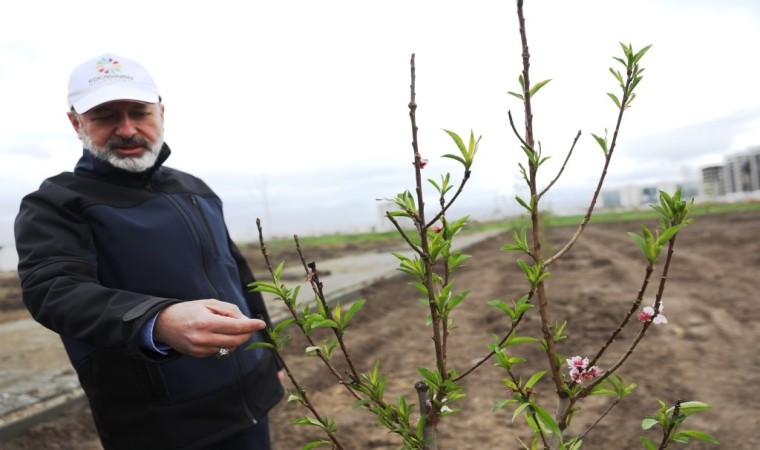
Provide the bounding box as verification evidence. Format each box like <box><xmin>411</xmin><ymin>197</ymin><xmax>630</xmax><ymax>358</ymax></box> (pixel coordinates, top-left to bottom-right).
<box><xmin>263</xmin><ymin>229</ymin><xmax>401</xmax><ymax>249</ymax></box>
<box><xmin>258</xmin><ymin>200</ymin><xmax>760</xmax><ymax>247</ymax></box>
<box><xmin>548</xmin><ymin>200</ymin><xmax>760</xmax><ymax>227</ymax></box>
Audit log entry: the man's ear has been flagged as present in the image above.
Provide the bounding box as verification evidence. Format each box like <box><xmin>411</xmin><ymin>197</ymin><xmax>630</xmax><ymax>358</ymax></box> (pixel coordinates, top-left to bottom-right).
<box><xmin>67</xmin><ymin>111</ymin><xmax>83</xmax><ymax>140</ymax></box>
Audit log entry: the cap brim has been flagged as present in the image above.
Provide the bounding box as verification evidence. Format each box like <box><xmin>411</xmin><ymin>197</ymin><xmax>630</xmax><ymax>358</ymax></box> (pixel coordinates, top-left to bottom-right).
<box><xmin>71</xmin><ymin>85</ymin><xmax>159</xmax><ymax>113</ymax></box>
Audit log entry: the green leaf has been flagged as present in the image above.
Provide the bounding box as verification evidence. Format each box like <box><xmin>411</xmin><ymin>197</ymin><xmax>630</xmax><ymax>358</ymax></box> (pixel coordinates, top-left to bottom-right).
<box><xmin>534</xmin><ymin>405</ymin><xmax>562</xmax><ymax>437</ymax></box>
<box><xmin>417</xmin><ymin>367</ymin><xmax>439</xmax><ymax>388</ymax></box>
<box><xmin>387</xmin><ymin>210</ymin><xmax>411</xmax><ymax>218</ymax></box>
<box><xmin>641</xmin><ymin>418</ymin><xmax>658</xmax><ymax>430</ymax></box>
<box><xmin>441</xmin><ymin>129</ymin><xmax>480</xmax><ymax>170</ymax></box>
<box><xmin>292</xmin><ymin>416</ymin><xmax>325</xmax><ymax>429</ymax></box>
<box><xmin>508</xmin><ymin>336</ymin><xmax>539</xmax><ymax>345</ymax></box>
<box><xmin>248</xmin><ymin>283</ymin><xmax>282</xmax><ymax>295</ymax></box>
<box><xmin>625</xmin><ymin>92</ymin><xmax>638</xmax><ymax>109</ymax></box>
<box><xmin>525</xmin><ymin>371</ymin><xmax>546</xmax><ymax>389</ymax></box>
<box><xmin>528</xmin><ymin>79</ymin><xmax>552</xmax><ymax>98</ymax></box>
<box><xmin>245</xmin><ymin>341</ymin><xmax>273</xmax><ymax>351</ymax></box>
<box><xmin>674</xmin><ymin>429</ymin><xmax>719</xmax><ymax>444</ymax></box>
<box><xmin>310</xmin><ymin>319</ymin><xmax>338</xmax><ymax>329</ymax></box>
<box><xmin>442</xmin><ymin>153</ymin><xmax>466</xmax><ymax>165</ymax></box>
<box><xmin>448</xmin><ymin>252</ymin><xmax>472</xmax><ymax>268</ymax></box>
<box><xmin>515</xmin><ymin>195</ymin><xmax>532</xmax><ymax>212</ymax></box>
<box><xmin>343</xmin><ymin>299</ymin><xmax>366</xmax><ymax>324</ymax></box>
<box><xmin>591</xmin><ymin>133</ymin><xmax>608</xmax><ymax>154</ymax></box>
<box><xmin>508</xmin><ymin>91</ymin><xmax>524</xmax><ymax>100</ymax></box>
<box><xmin>512</xmin><ymin>402</ymin><xmax>530</xmax><ymax>422</ymax></box>
<box><xmin>633</xmin><ymin>44</ymin><xmax>653</xmax><ymax>63</ymax></box>
<box><xmin>674</xmin><ymin>401</ymin><xmax>711</xmax><ymax>415</ymax></box>
<box><xmin>609</xmin><ymin>67</ymin><xmax>623</xmax><ymax>84</ymax></box>
<box><xmin>302</xmin><ymin>440</ymin><xmax>331</xmax><ymax>450</ymax></box>
<box><xmin>656</xmin><ymin>223</ymin><xmax>687</xmax><ymax>246</ymax></box>
<box><xmin>487</xmin><ymin>299</ymin><xmax>515</xmax><ymax>319</ymax></box>
<box><xmin>627</xmin><ymin>231</ymin><xmax>647</xmax><ymax>254</ymax></box>
<box><xmin>273</xmin><ymin>317</ymin><xmax>295</xmax><ymax>334</ymax></box>
<box><xmin>443</xmin><ymin>129</ymin><xmax>467</xmax><ymax>155</ymax></box>
<box><xmin>493</xmin><ymin>398</ymin><xmax>517</xmax><ymax>411</ymax></box>
<box><xmin>607</xmin><ymin>92</ymin><xmax>621</xmax><ymax>108</ymax></box>
<box><xmin>639</xmin><ymin>436</ymin><xmax>656</xmax><ymax>450</ymax></box>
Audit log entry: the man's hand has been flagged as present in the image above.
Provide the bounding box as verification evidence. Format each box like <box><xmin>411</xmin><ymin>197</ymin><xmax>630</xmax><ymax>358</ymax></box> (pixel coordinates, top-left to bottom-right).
<box><xmin>154</xmin><ymin>299</ymin><xmax>266</xmax><ymax>358</ymax></box>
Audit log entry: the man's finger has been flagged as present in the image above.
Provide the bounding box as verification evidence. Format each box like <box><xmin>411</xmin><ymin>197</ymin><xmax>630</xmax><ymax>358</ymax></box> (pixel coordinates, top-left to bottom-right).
<box><xmin>204</xmin><ymin>301</ymin><xmax>246</xmax><ymax>319</ymax></box>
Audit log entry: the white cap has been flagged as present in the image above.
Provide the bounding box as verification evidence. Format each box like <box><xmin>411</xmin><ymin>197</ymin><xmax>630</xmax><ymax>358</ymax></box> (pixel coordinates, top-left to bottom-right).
<box><xmin>67</xmin><ymin>54</ymin><xmax>160</xmax><ymax>113</ymax></box>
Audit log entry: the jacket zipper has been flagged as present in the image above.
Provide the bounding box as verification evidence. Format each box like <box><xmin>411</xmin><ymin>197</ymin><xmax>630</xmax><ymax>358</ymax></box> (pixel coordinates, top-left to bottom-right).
<box><xmin>160</xmin><ymin>193</ymin><xmax>222</xmax><ymax>299</ymax></box>
<box><xmin>187</xmin><ymin>195</ymin><xmax>221</xmax><ymax>257</ymax></box>
<box><xmin>234</xmin><ymin>353</ymin><xmax>259</xmax><ymax>425</ymax></box>
<box><xmin>169</xmin><ymin>192</ymin><xmax>259</xmax><ymax>424</ymax></box>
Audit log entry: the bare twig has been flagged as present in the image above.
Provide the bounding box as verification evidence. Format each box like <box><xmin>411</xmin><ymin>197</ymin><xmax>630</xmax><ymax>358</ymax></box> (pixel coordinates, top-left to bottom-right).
<box><xmin>537</xmin><ymin>130</ymin><xmax>582</xmax><ymax>200</ymax></box>
<box><xmin>294</xmin><ymin>236</ymin><xmax>362</xmax><ymax>383</ymax></box>
<box><xmin>424</xmin><ymin>171</ymin><xmax>471</xmax><ymax>229</ymax></box>
<box><xmin>453</xmin><ymin>290</ymin><xmax>533</xmax><ymax>382</ymax></box>
<box><xmin>507</xmin><ymin>110</ymin><xmax>534</xmax><ymax>154</ymax></box>
<box><xmin>409</xmin><ymin>52</ymin><xmax>445</xmax><ymax>450</ymax></box>
<box><xmin>515</xmin><ymin>0</ymin><xmax>565</xmax><ymax>398</ymax></box>
<box><xmin>263</xmin><ymin>328</ymin><xmax>345</xmax><ymax>450</ymax></box>
<box><xmin>385</xmin><ymin>213</ymin><xmax>424</xmax><ymax>256</ymax></box>
<box><xmin>544</xmin><ymin>57</ymin><xmax>637</xmax><ymax>268</ymax></box>
<box><xmin>658</xmin><ymin>399</ymin><xmax>682</xmax><ymax>449</ymax></box>
<box><xmin>566</xmin><ymin>236</ymin><xmax>679</xmax><ymax>421</ymax></box>
<box><xmin>588</xmin><ymin>264</ymin><xmax>654</xmax><ymax>368</ymax></box>
<box><xmin>255</xmin><ymin>220</ymin><xmax>356</xmax><ymax>392</ymax></box>
<box><xmin>576</xmin><ymin>398</ymin><xmax>621</xmax><ymax>442</ymax></box>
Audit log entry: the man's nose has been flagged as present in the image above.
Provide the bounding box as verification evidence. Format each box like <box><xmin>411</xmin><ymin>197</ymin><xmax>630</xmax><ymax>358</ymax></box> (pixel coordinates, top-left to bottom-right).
<box><xmin>114</xmin><ymin>115</ymin><xmax>138</xmax><ymax>137</ymax></box>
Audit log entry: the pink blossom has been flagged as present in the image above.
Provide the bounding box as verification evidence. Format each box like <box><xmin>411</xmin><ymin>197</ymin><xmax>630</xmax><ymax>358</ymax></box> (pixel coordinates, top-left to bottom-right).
<box><xmin>566</xmin><ymin>356</ymin><xmax>589</xmax><ymax>370</ymax></box>
<box><xmin>414</xmin><ymin>158</ymin><xmax>429</xmax><ymax>169</ymax></box>
<box><xmin>637</xmin><ymin>304</ymin><xmax>667</xmax><ymax>324</ymax></box>
<box><xmin>432</xmin><ymin>225</ymin><xmax>443</xmax><ymax>234</ymax></box>
<box><xmin>566</xmin><ymin>356</ymin><xmax>601</xmax><ymax>384</ymax></box>
<box><xmin>583</xmin><ymin>366</ymin><xmax>602</xmax><ymax>381</ymax></box>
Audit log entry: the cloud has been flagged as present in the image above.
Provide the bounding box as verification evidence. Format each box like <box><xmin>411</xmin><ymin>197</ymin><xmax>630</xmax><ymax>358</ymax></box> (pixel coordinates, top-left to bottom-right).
<box><xmin>2</xmin><ymin>0</ymin><xmax>760</xmax><ymax>250</ymax></box>
<box><xmin>600</xmin><ymin>107</ymin><xmax>760</xmax><ymax>187</ymax></box>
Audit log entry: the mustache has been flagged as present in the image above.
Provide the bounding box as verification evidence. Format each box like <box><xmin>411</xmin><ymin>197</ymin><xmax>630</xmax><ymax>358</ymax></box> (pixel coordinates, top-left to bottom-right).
<box><xmin>107</xmin><ymin>135</ymin><xmax>151</xmax><ymax>149</ymax></box>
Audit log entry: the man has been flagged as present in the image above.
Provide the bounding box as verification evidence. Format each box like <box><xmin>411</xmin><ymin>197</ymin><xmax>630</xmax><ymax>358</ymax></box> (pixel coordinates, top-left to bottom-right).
<box><xmin>14</xmin><ymin>54</ymin><xmax>284</xmax><ymax>450</ymax></box>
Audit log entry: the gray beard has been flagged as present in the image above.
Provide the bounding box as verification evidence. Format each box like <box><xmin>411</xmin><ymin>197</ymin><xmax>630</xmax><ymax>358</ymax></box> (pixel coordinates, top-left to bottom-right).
<box><xmin>81</xmin><ymin>131</ymin><xmax>164</xmax><ymax>173</ymax></box>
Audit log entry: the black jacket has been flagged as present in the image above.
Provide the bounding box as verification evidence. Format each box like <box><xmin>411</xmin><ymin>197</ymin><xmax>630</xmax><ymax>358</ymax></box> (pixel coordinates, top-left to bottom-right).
<box><xmin>14</xmin><ymin>145</ymin><xmax>283</xmax><ymax>450</ymax></box>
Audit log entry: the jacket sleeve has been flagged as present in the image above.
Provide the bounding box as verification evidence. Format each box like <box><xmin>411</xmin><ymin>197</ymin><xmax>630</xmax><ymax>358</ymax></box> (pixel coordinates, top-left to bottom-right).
<box><xmin>14</xmin><ymin>184</ymin><xmax>179</xmax><ymax>361</ymax></box>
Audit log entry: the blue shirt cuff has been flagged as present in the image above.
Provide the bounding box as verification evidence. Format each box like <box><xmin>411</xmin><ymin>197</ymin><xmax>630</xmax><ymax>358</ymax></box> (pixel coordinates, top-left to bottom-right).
<box><xmin>140</xmin><ymin>313</ymin><xmax>172</xmax><ymax>354</ymax></box>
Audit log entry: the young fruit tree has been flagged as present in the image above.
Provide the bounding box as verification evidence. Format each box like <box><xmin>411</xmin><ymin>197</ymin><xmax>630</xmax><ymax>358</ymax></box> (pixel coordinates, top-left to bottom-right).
<box><xmin>250</xmin><ymin>1</ymin><xmax>717</xmax><ymax>449</ymax></box>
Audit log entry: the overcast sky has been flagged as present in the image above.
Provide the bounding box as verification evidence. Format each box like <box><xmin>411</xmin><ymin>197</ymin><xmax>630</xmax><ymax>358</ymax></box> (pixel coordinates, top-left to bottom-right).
<box><xmin>2</xmin><ymin>0</ymin><xmax>759</xmax><ymax>267</ymax></box>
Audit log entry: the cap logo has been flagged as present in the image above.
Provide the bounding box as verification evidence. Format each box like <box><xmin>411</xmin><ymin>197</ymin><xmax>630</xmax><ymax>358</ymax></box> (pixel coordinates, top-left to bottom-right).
<box><xmin>89</xmin><ymin>57</ymin><xmax>134</xmax><ymax>86</ymax></box>
<box><xmin>96</xmin><ymin>57</ymin><xmax>122</xmax><ymax>75</ymax></box>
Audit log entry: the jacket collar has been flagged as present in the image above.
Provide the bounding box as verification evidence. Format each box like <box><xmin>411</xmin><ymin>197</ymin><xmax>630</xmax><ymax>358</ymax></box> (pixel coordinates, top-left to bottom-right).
<box><xmin>74</xmin><ymin>143</ymin><xmax>171</xmax><ymax>186</ymax></box>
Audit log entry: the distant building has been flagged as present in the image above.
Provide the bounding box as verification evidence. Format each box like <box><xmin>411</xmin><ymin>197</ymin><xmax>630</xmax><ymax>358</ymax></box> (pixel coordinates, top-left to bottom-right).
<box><xmin>699</xmin><ymin>146</ymin><xmax>760</xmax><ymax>202</ymax></box>
<box><xmin>601</xmin><ymin>181</ymin><xmax>698</xmax><ymax>210</ymax></box>
<box><xmin>724</xmin><ymin>146</ymin><xmax>760</xmax><ymax>194</ymax></box>
<box><xmin>701</xmin><ymin>165</ymin><xmax>726</xmax><ymax>198</ymax></box>
<box><xmin>604</xmin><ymin>146</ymin><xmax>760</xmax><ymax>210</ymax></box>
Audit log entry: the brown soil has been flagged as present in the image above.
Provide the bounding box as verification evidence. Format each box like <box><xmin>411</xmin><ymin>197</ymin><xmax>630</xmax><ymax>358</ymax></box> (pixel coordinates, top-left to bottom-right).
<box><xmin>2</xmin><ymin>211</ymin><xmax>759</xmax><ymax>449</ymax></box>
